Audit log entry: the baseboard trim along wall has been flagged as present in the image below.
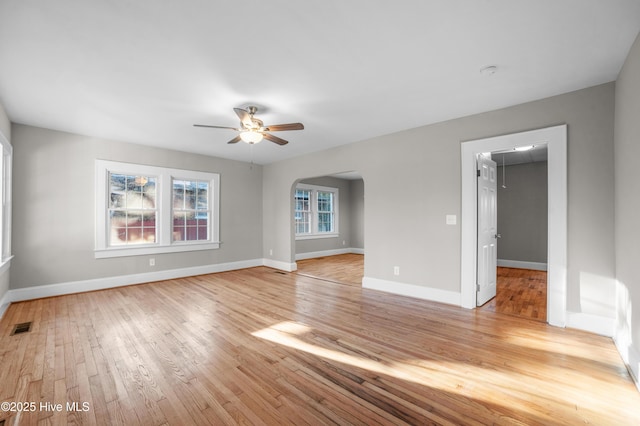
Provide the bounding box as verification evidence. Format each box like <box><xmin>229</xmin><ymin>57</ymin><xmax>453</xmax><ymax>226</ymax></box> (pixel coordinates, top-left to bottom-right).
<box><xmin>5</xmin><ymin>259</ymin><xmax>264</xmax><ymax>305</ymax></box>
<box><xmin>566</xmin><ymin>311</ymin><xmax>615</xmax><ymax>337</ymax></box>
<box><xmin>497</xmin><ymin>259</ymin><xmax>548</xmax><ymax>271</ymax></box>
<box><xmin>263</xmin><ymin>258</ymin><xmax>297</xmax><ymax>272</ymax></box>
<box><xmin>362</xmin><ymin>276</ymin><xmax>461</xmax><ymax>306</ymax></box>
<box><xmin>615</xmin><ymin>328</ymin><xmax>640</xmax><ymax>393</ymax></box>
<box><xmin>295</xmin><ymin>247</ymin><xmax>364</xmax><ymax>261</ymax></box>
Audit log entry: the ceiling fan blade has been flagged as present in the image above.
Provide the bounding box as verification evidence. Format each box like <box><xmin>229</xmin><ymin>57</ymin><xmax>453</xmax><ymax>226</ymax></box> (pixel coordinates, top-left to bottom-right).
<box><xmin>193</xmin><ymin>124</ymin><xmax>239</xmax><ymax>130</ymax></box>
<box><xmin>263</xmin><ymin>132</ymin><xmax>288</xmax><ymax>145</ymax></box>
<box><xmin>234</xmin><ymin>108</ymin><xmax>253</xmax><ymax>128</ymax></box>
<box><xmin>227</xmin><ymin>135</ymin><xmax>242</xmax><ymax>144</ymax></box>
<box><xmin>264</xmin><ymin>123</ymin><xmax>304</xmax><ymax>132</ymax></box>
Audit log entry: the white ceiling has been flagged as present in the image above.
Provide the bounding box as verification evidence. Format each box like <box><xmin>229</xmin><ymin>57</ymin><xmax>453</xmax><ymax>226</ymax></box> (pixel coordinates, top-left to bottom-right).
<box><xmin>493</xmin><ymin>144</ymin><xmax>548</xmax><ymax>166</ymax></box>
<box><xmin>0</xmin><ymin>1</ymin><xmax>639</xmax><ymax>165</ymax></box>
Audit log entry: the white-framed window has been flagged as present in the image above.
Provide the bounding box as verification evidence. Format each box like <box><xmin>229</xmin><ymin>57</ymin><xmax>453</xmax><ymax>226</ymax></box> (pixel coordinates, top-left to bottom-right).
<box><xmin>0</xmin><ymin>132</ymin><xmax>12</xmax><ymax>273</ymax></box>
<box><xmin>95</xmin><ymin>160</ymin><xmax>220</xmax><ymax>258</ymax></box>
<box><xmin>294</xmin><ymin>188</ymin><xmax>311</xmax><ymax>234</ymax></box>
<box><xmin>295</xmin><ymin>184</ymin><xmax>338</xmax><ymax>240</ymax></box>
<box><xmin>172</xmin><ymin>178</ymin><xmax>210</xmax><ymax>242</ymax></box>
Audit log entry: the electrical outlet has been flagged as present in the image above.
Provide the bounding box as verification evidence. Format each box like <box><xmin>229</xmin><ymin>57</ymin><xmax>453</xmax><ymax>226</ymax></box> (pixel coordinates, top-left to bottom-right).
<box><xmin>269</xmin><ymin>249</ymin><xmax>273</xmax><ymax>256</ymax></box>
<box><xmin>149</xmin><ymin>258</ymin><xmax>155</xmax><ymax>266</ymax></box>
<box><xmin>343</xmin><ymin>240</ymin><xmax>346</xmax><ymax>246</ymax></box>
<box><xmin>393</xmin><ymin>266</ymin><xmax>400</xmax><ymax>276</ymax></box>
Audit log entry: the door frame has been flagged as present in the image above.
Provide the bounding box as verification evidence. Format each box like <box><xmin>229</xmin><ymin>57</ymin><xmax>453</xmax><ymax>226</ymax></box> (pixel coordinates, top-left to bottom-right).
<box><xmin>460</xmin><ymin>125</ymin><xmax>567</xmax><ymax>327</ymax></box>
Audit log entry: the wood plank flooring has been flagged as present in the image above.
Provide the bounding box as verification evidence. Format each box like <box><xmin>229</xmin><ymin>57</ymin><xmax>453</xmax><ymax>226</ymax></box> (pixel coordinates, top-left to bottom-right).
<box><xmin>296</xmin><ymin>253</ymin><xmax>364</xmax><ymax>286</ymax></box>
<box><xmin>480</xmin><ymin>267</ymin><xmax>547</xmax><ymax>322</ymax></box>
<box><xmin>1</xmin><ymin>266</ymin><xmax>639</xmax><ymax>425</ymax></box>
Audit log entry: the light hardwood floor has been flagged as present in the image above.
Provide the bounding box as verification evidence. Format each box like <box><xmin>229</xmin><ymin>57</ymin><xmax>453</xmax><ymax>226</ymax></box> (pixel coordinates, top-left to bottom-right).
<box><xmin>296</xmin><ymin>253</ymin><xmax>364</xmax><ymax>286</ymax></box>
<box><xmin>480</xmin><ymin>267</ymin><xmax>547</xmax><ymax>322</ymax></box>
<box><xmin>1</xmin><ymin>266</ymin><xmax>639</xmax><ymax>425</ymax></box>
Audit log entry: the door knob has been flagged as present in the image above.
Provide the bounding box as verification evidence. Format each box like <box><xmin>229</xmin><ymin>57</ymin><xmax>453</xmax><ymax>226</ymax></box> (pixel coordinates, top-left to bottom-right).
<box><xmin>495</xmin><ymin>233</ymin><xmax>501</xmax><ymax>239</ymax></box>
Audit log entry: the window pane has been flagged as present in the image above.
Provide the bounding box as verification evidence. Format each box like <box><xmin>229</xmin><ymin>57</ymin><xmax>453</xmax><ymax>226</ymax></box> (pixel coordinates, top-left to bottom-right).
<box><xmin>295</xmin><ymin>189</ymin><xmax>311</xmax><ymax>211</ymax></box>
<box><xmin>127</xmin><ymin>210</ymin><xmax>143</xmax><ymax>227</ymax></box>
<box><xmin>197</xmin><ymin>226</ymin><xmax>208</xmax><ymax>240</ymax></box>
<box><xmin>173</xmin><ymin>180</ymin><xmax>185</xmax><ymax>210</ymax></box>
<box><xmin>196</xmin><ymin>215</ymin><xmax>208</xmax><ymax>227</ymax></box>
<box><xmin>109</xmin><ymin>212</ymin><xmax>157</xmax><ymax>246</ymax></box>
<box><xmin>184</xmin><ymin>180</ymin><xmax>196</xmax><ymax>209</ymax></box>
<box><xmin>109</xmin><ymin>174</ymin><xmax>126</xmax><ymax>208</ymax></box>
<box><xmin>295</xmin><ymin>212</ymin><xmax>310</xmax><ymax>234</ymax></box>
<box><xmin>197</xmin><ymin>181</ymin><xmax>209</xmax><ymax>209</ymax></box>
<box><xmin>143</xmin><ymin>227</ymin><xmax>156</xmax><ymax>243</ymax></box>
<box><xmin>317</xmin><ymin>191</ymin><xmax>333</xmax><ymax>212</ymax></box>
<box><xmin>318</xmin><ymin>212</ymin><xmax>334</xmax><ymax>232</ymax></box>
<box><xmin>108</xmin><ymin>173</ymin><xmax>157</xmax><ymax>246</ymax></box>
<box><xmin>295</xmin><ymin>189</ymin><xmax>312</xmax><ymax>234</ymax></box>
<box><xmin>110</xmin><ymin>227</ymin><xmax>127</xmax><ymax>246</ymax></box>
<box><xmin>172</xmin><ymin>226</ymin><xmax>185</xmax><ymax>241</ymax></box>
<box><xmin>172</xmin><ymin>179</ymin><xmax>210</xmax><ymax>242</ymax></box>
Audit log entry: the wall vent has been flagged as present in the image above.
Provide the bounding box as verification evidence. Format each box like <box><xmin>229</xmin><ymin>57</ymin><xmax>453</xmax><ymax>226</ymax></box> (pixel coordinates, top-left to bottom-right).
<box><xmin>11</xmin><ymin>322</ymin><xmax>32</xmax><ymax>336</ymax></box>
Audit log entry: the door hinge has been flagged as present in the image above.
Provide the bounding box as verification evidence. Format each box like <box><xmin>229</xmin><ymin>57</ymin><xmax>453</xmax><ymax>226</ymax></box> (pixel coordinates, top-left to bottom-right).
<box><xmin>476</xmin><ymin>284</ymin><xmax>481</xmax><ymax>291</ymax></box>
<box><xmin>477</xmin><ymin>169</ymin><xmax>481</xmax><ymax>177</ymax></box>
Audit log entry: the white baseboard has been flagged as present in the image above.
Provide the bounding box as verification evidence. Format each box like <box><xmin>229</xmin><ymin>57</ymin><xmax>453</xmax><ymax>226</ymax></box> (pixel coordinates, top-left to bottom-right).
<box><xmin>497</xmin><ymin>259</ymin><xmax>547</xmax><ymax>271</ymax></box>
<box><xmin>566</xmin><ymin>311</ymin><xmax>615</xmax><ymax>337</ymax></box>
<box><xmin>362</xmin><ymin>276</ymin><xmax>461</xmax><ymax>306</ymax></box>
<box><xmin>7</xmin><ymin>258</ymin><xmax>264</xmax><ymax>303</ymax></box>
<box><xmin>263</xmin><ymin>258</ymin><xmax>297</xmax><ymax>272</ymax></box>
<box><xmin>615</xmin><ymin>327</ymin><xmax>640</xmax><ymax>392</ymax></box>
<box><xmin>295</xmin><ymin>247</ymin><xmax>364</xmax><ymax>261</ymax></box>
<box><xmin>2</xmin><ymin>252</ymin><xmax>364</xmax><ymax>310</ymax></box>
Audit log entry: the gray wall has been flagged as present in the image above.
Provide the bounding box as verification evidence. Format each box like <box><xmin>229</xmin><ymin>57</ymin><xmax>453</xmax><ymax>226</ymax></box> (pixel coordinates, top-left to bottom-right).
<box><xmin>349</xmin><ymin>179</ymin><xmax>365</xmax><ymax>250</ymax></box>
<box><xmin>295</xmin><ymin>176</ymin><xmax>352</xmax><ymax>255</ymax></box>
<box><xmin>10</xmin><ymin>124</ymin><xmax>263</xmax><ymax>289</ymax></box>
<box><xmin>0</xmin><ymin>100</ymin><xmax>10</xmax><ymax>306</ymax></box>
<box><xmin>614</xmin><ymin>32</ymin><xmax>640</xmax><ymax>372</ymax></box>
<box><xmin>496</xmin><ymin>162</ymin><xmax>548</xmax><ymax>264</ymax></box>
<box><xmin>263</xmin><ymin>82</ymin><xmax>615</xmax><ymax>318</ymax></box>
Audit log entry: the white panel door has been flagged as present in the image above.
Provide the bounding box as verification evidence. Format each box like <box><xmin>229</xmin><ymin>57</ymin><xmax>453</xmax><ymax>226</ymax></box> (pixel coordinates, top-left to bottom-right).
<box><xmin>477</xmin><ymin>155</ymin><xmax>497</xmax><ymax>306</ymax></box>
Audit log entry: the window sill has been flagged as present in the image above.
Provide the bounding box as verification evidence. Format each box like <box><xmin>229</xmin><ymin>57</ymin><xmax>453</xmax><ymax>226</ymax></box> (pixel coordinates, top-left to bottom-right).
<box><xmin>295</xmin><ymin>233</ymin><xmax>339</xmax><ymax>241</ymax></box>
<box><xmin>95</xmin><ymin>242</ymin><xmax>221</xmax><ymax>259</ymax></box>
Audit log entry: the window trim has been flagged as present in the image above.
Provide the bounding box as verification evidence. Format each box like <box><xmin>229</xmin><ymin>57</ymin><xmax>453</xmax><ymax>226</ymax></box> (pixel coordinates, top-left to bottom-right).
<box><xmin>171</xmin><ymin>176</ymin><xmax>213</xmax><ymax>244</ymax></box>
<box><xmin>0</xmin><ymin>130</ymin><xmax>12</xmax><ymax>273</ymax></box>
<box><xmin>295</xmin><ymin>183</ymin><xmax>339</xmax><ymax>240</ymax></box>
<box><xmin>95</xmin><ymin>160</ymin><xmax>220</xmax><ymax>258</ymax></box>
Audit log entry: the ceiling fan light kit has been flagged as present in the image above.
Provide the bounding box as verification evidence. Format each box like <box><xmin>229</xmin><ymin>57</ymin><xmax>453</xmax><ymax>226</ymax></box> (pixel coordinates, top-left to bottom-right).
<box><xmin>240</xmin><ymin>130</ymin><xmax>264</xmax><ymax>144</ymax></box>
<box><xmin>194</xmin><ymin>106</ymin><xmax>304</xmax><ymax>146</ymax></box>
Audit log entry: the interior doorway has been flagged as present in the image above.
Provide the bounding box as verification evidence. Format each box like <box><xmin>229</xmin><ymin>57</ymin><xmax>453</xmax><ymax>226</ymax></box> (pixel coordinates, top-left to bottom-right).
<box><xmin>460</xmin><ymin>125</ymin><xmax>567</xmax><ymax>327</ymax></box>
<box><xmin>480</xmin><ymin>145</ymin><xmax>549</xmax><ymax>321</ymax></box>
<box><xmin>292</xmin><ymin>172</ymin><xmax>365</xmax><ymax>285</ymax></box>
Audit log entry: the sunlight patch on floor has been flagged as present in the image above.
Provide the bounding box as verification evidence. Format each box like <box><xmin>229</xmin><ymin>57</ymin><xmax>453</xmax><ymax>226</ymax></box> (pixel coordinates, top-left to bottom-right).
<box><xmin>251</xmin><ymin>320</ymin><xmax>634</xmax><ymax>423</ymax></box>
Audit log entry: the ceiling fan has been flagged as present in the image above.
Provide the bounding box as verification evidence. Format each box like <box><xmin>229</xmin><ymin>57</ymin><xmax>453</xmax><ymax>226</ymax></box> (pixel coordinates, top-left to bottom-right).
<box><xmin>194</xmin><ymin>106</ymin><xmax>304</xmax><ymax>145</ymax></box>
